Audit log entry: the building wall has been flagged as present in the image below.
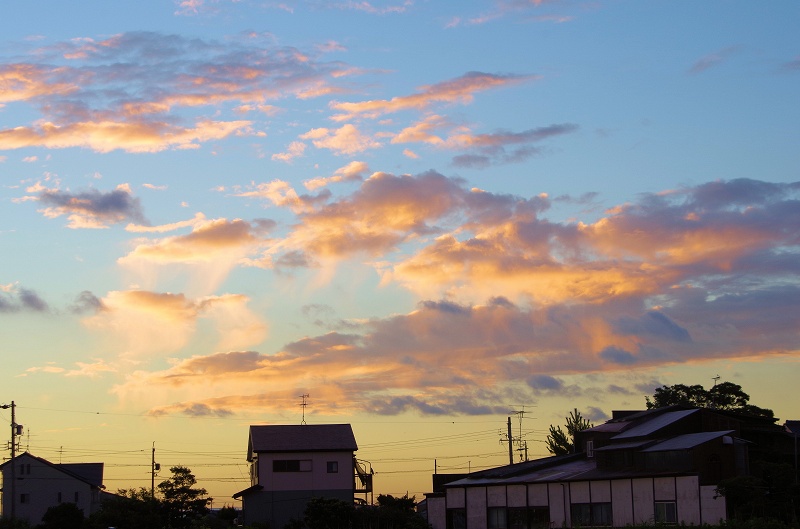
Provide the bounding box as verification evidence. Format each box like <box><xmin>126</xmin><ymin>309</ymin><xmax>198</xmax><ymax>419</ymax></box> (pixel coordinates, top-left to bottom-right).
<box><xmin>2</xmin><ymin>456</ymin><xmax>99</xmax><ymax>525</ymax></box>
<box><xmin>255</xmin><ymin>451</ymin><xmax>354</xmax><ymax>492</ymax></box>
<box><xmin>240</xmin><ymin>488</ymin><xmax>353</xmax><ymax>528</ymax></box>
<box><xmin>425</xmin><ymin>495</ymin><xmax>447</xmax><ymax>529</ymax></box>
<box><xmin>437</xmin><ymin>476</ymin><xmax>727</xmax><ymax>529</ymax></box>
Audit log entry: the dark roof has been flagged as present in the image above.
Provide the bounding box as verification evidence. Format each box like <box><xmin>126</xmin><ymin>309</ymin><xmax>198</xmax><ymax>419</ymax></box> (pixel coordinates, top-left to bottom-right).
<box><xmin>612</xmin><ymin>409</ymin><xmax>699</xmax><ymax>439</ymax></box>
<box><xmin>641</xmin><ymin>430</ymin><xmax>734</xmax><ymax>452</ymax></box>
<box><xmin>0</xmin><ymin>452</ymin><xmax>104</xmax><ymax>488</ymax></box>
<box><xmin>593</xmin><ymin>440</ymin><xmax>655</xmax><ymax>452</ymax></box>
<box><xmin>232</xmin><ymin>484</ymin><xmax>263</xmax><ymax>499</ymax></box>
<box><xmin>785</xmin><ymin>421</ymin><xmax>800</xmax><ymax>435</ymax></box>
<box><xmin>248</xmin><ymin>424</ymin><xmax>358</xmax><ymax>458</ymax></box>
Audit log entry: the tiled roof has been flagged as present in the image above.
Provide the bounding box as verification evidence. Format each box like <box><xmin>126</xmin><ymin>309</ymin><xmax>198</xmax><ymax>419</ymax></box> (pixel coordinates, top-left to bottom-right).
<box><xmin>248</xmin><ymin>424</ymin><xmax>358</xmax><ymax>455</ymax></box>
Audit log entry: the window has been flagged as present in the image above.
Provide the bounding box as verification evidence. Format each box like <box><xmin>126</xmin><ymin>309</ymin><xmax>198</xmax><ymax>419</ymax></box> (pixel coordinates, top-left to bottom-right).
<box><xmin>273</xmin><ymin>459</ymin><xmax>312</xmax><ymax>472</ymax></box>
<box><xmin>327</xmin><ymin>461</ymin><xmax>339</xmax><ymax>473</ymax></box>
<box><xmin>586</xmin><ymin>440</ymin><xmax>594</xmax><ymax>458</ymax></box>
<box><xmin>20</xmin><ymin>494</ymin><xmax>30</xmax><ymax>504</ymax></box>
<box><xmin>507</xmin><ymin>507</ymin><xmax>551</xmax><ymax>529</ymax></box>
<box><xmin>74</xmin><ymin>491</ymin><xmax>80</xmax><ymax>503</ymax></box>
<box><xmin>488</xmin><ymin>507</ymin><xmax>507</xmax><ymax>529</ymax></box>
<box><xmin>655</xmin><ymin>501</ymin><xmax>677</xmax><ymax>524</ymax></box>
<box><xmin>58</xmin><ymin>492</ymin><xmax>62</xmax><ymax>503</ymax></box>
<box><xmin>571</xmin><ymin>502</ymin><xmax>612</xmax><ymax>526</ymax></box>
<box><xmin>447</xmin><ymin>509</ymin><xmax>466</xmax><ymax>529</ymax></box>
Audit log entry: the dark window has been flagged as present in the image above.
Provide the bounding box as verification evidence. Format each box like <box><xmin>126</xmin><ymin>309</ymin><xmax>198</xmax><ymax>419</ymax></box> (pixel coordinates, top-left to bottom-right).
<box><xmin>488</xmin><ymin>507</ymin><xmax>507</xmax><ymax>529</ymax></box>
<box><xmin>20</xmin><ymin>494</ymin><xmax>30</xmax><ymax>504</ymax></box>
<box><xmin>327</xmin><ymin>461</ymin><xmax>339</xmax><ymax>473</ymax></box>
<box><xmin>58</xmin><ymin>492</ymin><xmax>62</xmax><ymax>503</ymax></box>
<box><xmin>571</xmin><ymin>503</ymin><xmax>591</xmax><ymax>526</ymax></box>
<box><xmin>571</xmin><ymin>502</ymin><xmax>611</xmax><ymax>526</ymax></box>
<box><xmin>508</xmin><ymin>507</ymin><xmax>550</xmax><ymax>529</ymax></box>
<box><xmin>273</xmin><ymin>459</ymin><xmax>311</xmax><ymax>472</ymax></box>
<box><xmin>655</xmin><ymin>501</ymin><xmax>677</xmax><ymax>524</ymax></box>
<box><xmin>447</xmin><ymin>508</ymin><xmax>466</xmax><ymax>529</ymax></box>
<box><xmin>75</xmin><ymin>491</ymin><xmax>80</xmax><ymax>503</ymax></box>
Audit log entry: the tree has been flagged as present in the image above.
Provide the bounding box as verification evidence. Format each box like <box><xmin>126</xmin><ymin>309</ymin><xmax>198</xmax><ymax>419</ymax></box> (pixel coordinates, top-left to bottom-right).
<box><xmin>158</xmin><ymin>466</ymin><xmax>212</xmax><ymax>529</ymax></box>
<box><xmin>38</xmin><ymin>503</ymin><xmax>84</xmax><ymax>529</ymax></box>
<box><xmin>87</xmin><ymin>487</ymin><xmax>163</xmax><ymax>529</ymax></box>
<box><xmin>303</xmin><ymin>497</ymin><xmax>353</xmax><ymax>529</ymax></box>
<box><xmin>646</xmin><ymin>381</ymin><xmax>774</xmax><ymax>418</ymax></box>
<box><xmin>545</xmin><ymin>409</ymin><xmax>592</xmax><ymax>456</ymax></box>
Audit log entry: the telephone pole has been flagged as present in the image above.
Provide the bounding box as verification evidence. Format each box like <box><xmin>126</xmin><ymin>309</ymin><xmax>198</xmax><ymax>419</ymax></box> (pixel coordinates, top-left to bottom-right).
<box><xmin>151</xmin><ymin>442</ymin><xmax>160</xmax><ymax>499</ymax></box>
<box><xmin>1</xmin><ymin>401</ymin><xmax>19</xmax><ymax>520</ymax></box>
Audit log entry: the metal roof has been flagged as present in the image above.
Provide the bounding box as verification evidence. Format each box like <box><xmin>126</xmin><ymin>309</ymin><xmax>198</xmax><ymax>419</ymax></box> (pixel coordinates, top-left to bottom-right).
<box><xmin>641</xmin><ymin>430</ymin><xmax>734</xmax><ymax>452</ymax></box>
<box><xmin>248</xmin><ymin>424</ymin><xmax>358</xmax><ymax>456</ymax></box>
<box><xmin>612</xmin><ymin>409</ymin><xmax>699</xmax><ymax>439</ymax></box>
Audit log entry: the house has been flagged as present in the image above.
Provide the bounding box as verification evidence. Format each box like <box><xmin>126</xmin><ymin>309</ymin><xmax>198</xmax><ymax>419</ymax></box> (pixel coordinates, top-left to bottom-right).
<box><xmin>0</xmin><ymin>452</ymin><xmax>110</xmax><ymax>525</ymax></box>
<box><xmin>233</xmin><ymin>423</ymin><xmax>372</xmax><ymax>528</ymax></box>
<box><xmin>424</xmin><ymin>406</ymin><xmax>772</xmax><ymax>529</ymax></box>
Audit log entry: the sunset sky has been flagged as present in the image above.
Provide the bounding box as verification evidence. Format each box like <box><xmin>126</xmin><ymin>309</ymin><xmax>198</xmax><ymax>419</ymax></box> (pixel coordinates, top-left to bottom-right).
<box><xmin>1</xmin><ymin>0</ymin><xmax>799</xmax><ymax>504</ymax></box>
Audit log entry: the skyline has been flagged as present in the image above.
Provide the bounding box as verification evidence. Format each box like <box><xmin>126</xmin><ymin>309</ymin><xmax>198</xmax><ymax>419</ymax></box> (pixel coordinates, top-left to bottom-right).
<box><xmin>1</xmin><ymin>0</ymin><xmax>799</xmax><ymax>502</ymax></box>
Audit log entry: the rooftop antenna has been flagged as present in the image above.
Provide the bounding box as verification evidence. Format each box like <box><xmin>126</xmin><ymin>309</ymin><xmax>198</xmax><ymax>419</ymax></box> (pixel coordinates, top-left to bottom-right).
<box><xmin>299</xmin><ymin>394</ymin><xmax>310</xmax><ymax>425</ymax></box>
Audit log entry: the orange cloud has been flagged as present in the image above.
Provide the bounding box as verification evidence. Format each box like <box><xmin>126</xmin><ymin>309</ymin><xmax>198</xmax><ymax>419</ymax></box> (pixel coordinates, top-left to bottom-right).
<box><xmin>330</xmin><ymin>71</ymin><xmax>534</xmax><ymax>121</ymax></box>
<box><xmin>0</xmin><ymin>119</ymin><xmax>252</xmax><ymax>153</ymax></box>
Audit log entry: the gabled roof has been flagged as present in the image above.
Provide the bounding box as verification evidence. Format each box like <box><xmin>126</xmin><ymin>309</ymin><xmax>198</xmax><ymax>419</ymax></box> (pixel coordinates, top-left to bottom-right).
<box><xmin>0</xmin><ymin>452</ymin><xmax>105</xmax><ymax>488</ymax></box>
<box><xmin>248</xmin><ymin>424</ymin><xmax>357</xmax><ymax>459</ymax></box>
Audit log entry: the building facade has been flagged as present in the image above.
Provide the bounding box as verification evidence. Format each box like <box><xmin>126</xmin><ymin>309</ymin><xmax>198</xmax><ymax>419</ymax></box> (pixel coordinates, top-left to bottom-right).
<box><xmin>233</xmin><ymin>423</ymin><xmax>370</xmax><ymax>528</ymax></box>
<box><xmin>0</xmin><ymin>452</ymin><xmax>108</xmax><ymax>525</ymax></box>
<box><xmin>425</xmin><ymin>406</ymin><xmax>766</xmax><ymax>529</ymax></box>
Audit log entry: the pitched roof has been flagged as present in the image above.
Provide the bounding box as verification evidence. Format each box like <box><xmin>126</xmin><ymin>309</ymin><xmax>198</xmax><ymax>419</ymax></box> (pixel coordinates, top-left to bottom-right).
<box><xmin>612</xmin><ymin>409</ymin><xmax>699</xmax><ymax>439</ymax></box>
<box><xmin>0</xmin><ymin>452</ymin><xmax>105</xmax><ymax>488</ymax></box>
<box><xmin>248</xmin><ymin>424</ymin><xmax>358</xmax><ymax>458</ymax></box>
<box><xmin>641</xmin><ymin>430</ymin><xmax>735</xmax><ymax>452</ymax></box>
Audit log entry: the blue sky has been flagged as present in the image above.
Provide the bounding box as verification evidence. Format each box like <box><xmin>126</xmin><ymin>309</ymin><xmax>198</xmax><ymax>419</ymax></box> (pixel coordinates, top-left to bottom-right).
<box><xmin>1</xmin><ymin>0</ymin><xmax>799</xmax><ymax>501</ymax></box>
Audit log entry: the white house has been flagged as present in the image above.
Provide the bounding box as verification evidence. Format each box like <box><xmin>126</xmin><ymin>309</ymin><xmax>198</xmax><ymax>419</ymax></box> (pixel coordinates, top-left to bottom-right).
<box><xmin>233</xmin><ymin>423</ymin><xmax>371</xmax><ymax>528</ymax></box>
<box><xmin>0</xmin><ymin>452</ymin><xmax>109</xmax><ymax>525</ymax></box>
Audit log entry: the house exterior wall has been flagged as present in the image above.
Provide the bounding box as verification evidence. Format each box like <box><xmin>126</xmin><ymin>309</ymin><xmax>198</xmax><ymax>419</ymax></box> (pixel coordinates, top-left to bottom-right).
<box><xmin>1</xmin><ymin>455</ymin><xmax>100</xmax><ymax>525</ymax></box>
<box><xmin>254</xmin><ymin>450</ymin><xmax>354</xmax><ymax>492</ymax></box>
<box><xmin>438</xmin><ymin>476</ymin><xmax>727</xmax><ymax>529</ymax></box>
<box><xmin>425</xmin><ymin>495</ymin><xmax>447</xmax><ymax>529</ymax></box>
<box><xmin>465</xmin><ymin>487</ymin><xmax>486</xmax><ymax>529</ymax></box>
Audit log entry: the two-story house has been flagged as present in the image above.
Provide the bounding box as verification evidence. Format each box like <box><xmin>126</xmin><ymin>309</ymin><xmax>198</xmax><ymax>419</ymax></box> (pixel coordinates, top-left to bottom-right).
<box><xmin>233</xmin><ymin>423</ymin><xmax>370</xmax><ymax>528</ymax></box>
<box><xmin>424</xmin><ymin>406</ymin><xmax>768</xmax><ymax>529</ymax></box>
<box><xmin>0</xmin><ymin>452</ymin><xmax>110</xmax><ymax>525</ymax></box>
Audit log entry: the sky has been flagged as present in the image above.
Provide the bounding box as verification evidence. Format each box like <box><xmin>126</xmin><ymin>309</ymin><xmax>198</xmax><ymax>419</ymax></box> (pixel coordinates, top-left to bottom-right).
<box><xmin>1</xmin><ymin>0</ymin><xmax>799</xmax><ymax>506</ymax></box>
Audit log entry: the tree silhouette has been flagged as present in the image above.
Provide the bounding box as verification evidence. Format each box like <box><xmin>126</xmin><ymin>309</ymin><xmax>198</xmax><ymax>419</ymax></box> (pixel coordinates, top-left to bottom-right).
<box><xmin>545</xmin><ymin>408</ymin><xmax>592</xmax><ymax>456</ymax></box>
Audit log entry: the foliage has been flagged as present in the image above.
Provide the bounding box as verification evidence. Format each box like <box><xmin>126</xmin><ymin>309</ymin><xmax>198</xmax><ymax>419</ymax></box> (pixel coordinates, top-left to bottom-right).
<box><xmin>37</xmin><ymin>502</ymin><xmax>85</xmax><ymax>529</ymax></box>
<box><xmin>299</xmin><ymin>495</ymin><xmax>430</xmax><ymax>529</ymax></box>
<box><xmin>158</xmin><ymin>466</ymin><xmax>212</xmax><ymax>528</ymax></box>
<box><xmin>87</xmin><ymin>487</ymin><xmax>163</xmax><ymax>529</ymax></box>
<box><xmin>303</xmin><ymin>497</ymin><xmax>354</xmax><ymax>529</ymax></box>
<box><xmin>545</xmin><ymin>408</ymin><xmax>592</xmax><ymax>456</ymax></box>
<box><xmin>645</xmin><ymin>381</ymin><xmax>774</xmax><ymax>418</ymax></box>
<box><xmin>0</xmin><ymin>519</ymin><xmax>31</xmax><ymax>529</ymax></box>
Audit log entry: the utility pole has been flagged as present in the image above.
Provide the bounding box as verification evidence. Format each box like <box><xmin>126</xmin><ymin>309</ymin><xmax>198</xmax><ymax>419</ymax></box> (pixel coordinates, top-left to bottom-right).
<box><xmin>1</xmin><ymin>401</ymin><xmax>19</xmax><ymax>520</ymax></box>
<box><xmin>151</xmin><ymin>442</ymin><xmax>160</xmax><ymax>499</ymax></box>
<box><xmin>507</xmin><ymin>417</ymin><xmax>513</xmax><ymax>464</ymax></box>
